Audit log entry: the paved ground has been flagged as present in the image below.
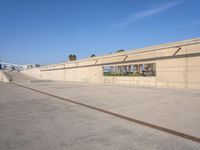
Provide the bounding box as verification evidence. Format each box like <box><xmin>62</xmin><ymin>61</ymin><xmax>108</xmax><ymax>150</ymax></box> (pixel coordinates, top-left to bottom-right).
<box><xmin>0</xmin><ymin>71</ymin><xmax>200</xmax><ymax>149</ymax></box>
<box><xmin>23</xmin><ymin>80</ymin><xmax>200</xmax><ymax>138</ymax></box>
<box><xmin>1</xmin><ymin>82</ymin><xmax>200</xmax><ymax>150</ymax></box>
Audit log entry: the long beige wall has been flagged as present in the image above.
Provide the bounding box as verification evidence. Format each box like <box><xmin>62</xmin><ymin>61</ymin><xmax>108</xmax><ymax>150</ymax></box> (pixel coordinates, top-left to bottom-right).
<box><xmin>22</xmin><ymin>38</ymin><xmax>200</xmax><ymax>89</ymax></box>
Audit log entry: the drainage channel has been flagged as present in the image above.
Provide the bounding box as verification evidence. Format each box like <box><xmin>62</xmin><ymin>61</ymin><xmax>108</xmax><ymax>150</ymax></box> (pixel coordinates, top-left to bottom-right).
<box><xmin>12</xmin><ymin>82</ymin><xmax>200</xmax><ymax>143</ymax></box>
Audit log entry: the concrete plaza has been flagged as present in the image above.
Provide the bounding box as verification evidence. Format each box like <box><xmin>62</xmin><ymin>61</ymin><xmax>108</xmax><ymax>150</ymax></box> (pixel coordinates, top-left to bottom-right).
<box><xmin>23</xmin><ymin>80</ymin><xmax>200</xmax><ymax>137</ymax></box>
<box><xmin>0</xmin><ymin>72</ymin><xmax>200</xmax><ymax>149</ymax></box>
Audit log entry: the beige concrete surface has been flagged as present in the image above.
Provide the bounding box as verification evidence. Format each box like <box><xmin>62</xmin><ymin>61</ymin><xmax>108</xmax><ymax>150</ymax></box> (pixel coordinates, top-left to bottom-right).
<box><xmin>0</xmin><ymin>71</ymin><xmax>9</xmax><ymax>82</ymax></box>
<box><xmin>3</xmin><ymin>71</ymin><xmax>36</xmax><ymax>84</ymax></box>
<box><xmin>22</xmin><ymin>81</ymin><xmax>200</xmax><ymax>138</ymax></box>
<box><xmin>22</xmin><ymin>38</ymin><xmax>200</xmax><ymax>89</ymax></box>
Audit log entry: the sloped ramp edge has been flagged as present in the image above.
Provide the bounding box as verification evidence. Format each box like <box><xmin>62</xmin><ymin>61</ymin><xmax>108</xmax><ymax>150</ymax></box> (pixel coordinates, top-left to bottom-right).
<box><xmin>0</xmin><ymin>71</ymin><xmax>10</xmax><ymax>82</ymax></box>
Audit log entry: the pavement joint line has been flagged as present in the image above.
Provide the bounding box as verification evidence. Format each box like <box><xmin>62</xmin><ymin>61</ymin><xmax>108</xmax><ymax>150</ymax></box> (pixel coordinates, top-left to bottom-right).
<box><xmin>11</xmin><ymin>82</ymin><xmax>200</xmax><ymax>143</ymax></box>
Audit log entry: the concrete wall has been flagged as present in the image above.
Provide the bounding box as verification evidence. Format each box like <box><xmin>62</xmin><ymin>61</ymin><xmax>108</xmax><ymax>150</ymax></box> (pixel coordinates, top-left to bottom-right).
<box><xmin>22</xmin><ymin>38</ymin><xmax>200</xmax><ymax>89</ymax></box>
<box><xmin>0</xmin><ymin>71</ymin><xmax>9</xmax><ymax>82</ymax></box>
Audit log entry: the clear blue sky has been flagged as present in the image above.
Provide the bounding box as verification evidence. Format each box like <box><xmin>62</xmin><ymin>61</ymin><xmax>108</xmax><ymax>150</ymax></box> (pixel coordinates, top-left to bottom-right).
<box><xmin>0</xmin><ymin>0</ymin><xmax>200</xmax><ymax>65</ymax></box>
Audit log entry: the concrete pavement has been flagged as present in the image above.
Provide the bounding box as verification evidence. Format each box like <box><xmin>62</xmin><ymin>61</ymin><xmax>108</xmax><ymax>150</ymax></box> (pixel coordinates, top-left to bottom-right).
<box><xmin>1</xmin><ymin>71</ymin><xmax>200</xmax><ymax>149</ymax></box>
<box><xmin>0</xmin><ymin>82</ymin><xmax>200</xmax><ymax>150</ymax></box>
<box><xmin>21</xmin><ymin>81</ymin><xmax>200</xmax><ymax>138</ymax></box>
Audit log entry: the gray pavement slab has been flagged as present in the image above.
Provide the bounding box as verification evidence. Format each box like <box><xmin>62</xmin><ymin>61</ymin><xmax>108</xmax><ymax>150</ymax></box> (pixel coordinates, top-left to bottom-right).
<box><xmin>0</xmin><ymin>82</ymin><xmax>200</xmax><ymax>150</ymax></box>
<box><xmin>22</xmin><ymin>81</ymin><xmax>200</xmax><ymax>138</ymax></box>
